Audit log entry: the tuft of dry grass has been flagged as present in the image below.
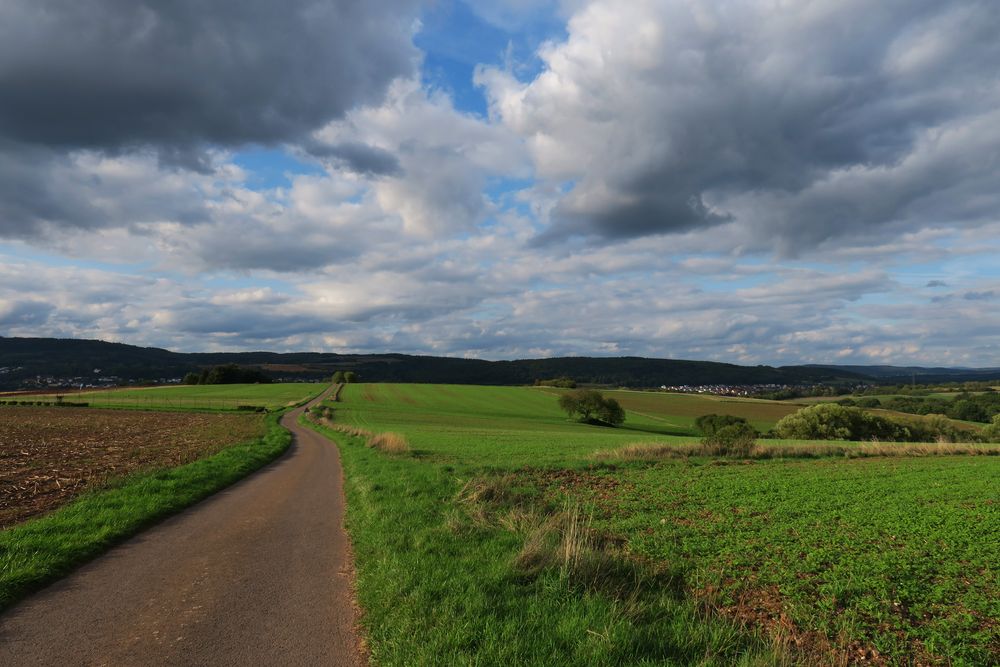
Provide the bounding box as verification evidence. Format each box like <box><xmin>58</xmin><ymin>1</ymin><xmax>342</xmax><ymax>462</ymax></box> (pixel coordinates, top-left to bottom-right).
<box><xmin>593</xmin><ymin>440</ymin><xmax>1000</xmax><ymax>462</ymax></box>
<box><xmin>366</xmin><ymin>431</ymin><xmax>411</xmax><ymax>454</ymax></box>
<box><xmin>307</xmin><ymin>410</ymin><xmax>411</xmax><ymax>455</ymax></box>
<box><xmin>591</xmin><ymin>442</ymin><xmax>702</xmax><ymax>461</ymax></box>
<box><xmin>319</xmin><ymin>419</ymin><xmax>372</xmax><ymax>440</ymax></box>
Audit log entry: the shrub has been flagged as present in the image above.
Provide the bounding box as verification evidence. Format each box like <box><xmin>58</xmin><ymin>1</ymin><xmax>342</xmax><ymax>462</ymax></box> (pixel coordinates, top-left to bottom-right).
<box><xmin>700</xmin><ymin>422</ymin><xmax>757</xmax><ymax>457</ymax></box>
<box><xmin>694</xmin><ymin>414</ymin><xmax>755</xmax><ymax>437</ymax></box>
<box><xmin>982</xmin><ymin>415</ymin><xmax>1000</xmax><ymax>443</ymax></box>
<box><xmin>775</xmin><ymin>404</ymin><xmax>903</xmax><ymax>441</ymax></box>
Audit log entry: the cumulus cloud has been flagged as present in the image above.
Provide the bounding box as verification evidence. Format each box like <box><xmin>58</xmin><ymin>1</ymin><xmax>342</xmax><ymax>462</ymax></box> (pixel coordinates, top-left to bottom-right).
<box><xmin>313</xmin><ymin>78</ymin><xmax>528</xmax><ymax>236</ymax></box>
<box><xmin>478</xmin><ymin>0</ymin><xmax>1000</xmax><ymax>251</ymax></box>
<box><xmin>0</xmin><ymin>0</ymin><xmax>424</xmax><ymax>241</ymax></box>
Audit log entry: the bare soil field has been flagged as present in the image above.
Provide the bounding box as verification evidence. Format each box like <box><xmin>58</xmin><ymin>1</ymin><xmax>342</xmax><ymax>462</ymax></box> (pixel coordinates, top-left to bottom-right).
<box><xmin>0</xmin><ymin>406</ymin><xmax>265</xmax><ymax>528</ymax></box>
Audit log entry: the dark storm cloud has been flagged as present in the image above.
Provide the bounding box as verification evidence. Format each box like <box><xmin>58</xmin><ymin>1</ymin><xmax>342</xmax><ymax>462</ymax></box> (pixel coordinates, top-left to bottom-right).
<box><xmin>0</xmin><ymin>0</ymin><xmax>421</xmax><ymax>238</ymax></box>
<box><xmin>167</xmin><ymin>306</ymin><xmax>336</xmax><ymax>340</ymax></box>
<box><xmin>0</xmin><ymin>0</ymin><xmax>420</xmax><ymax>152</ymax></box>
<box><xmin>0</xmin><ymin>300</ymin><xmax>55</xmax><ymax>328</ymax></box>
<box><xmin>307</xmin><ymin>142</ymin><xmax>402</xmax><ymax>176</ymax></box>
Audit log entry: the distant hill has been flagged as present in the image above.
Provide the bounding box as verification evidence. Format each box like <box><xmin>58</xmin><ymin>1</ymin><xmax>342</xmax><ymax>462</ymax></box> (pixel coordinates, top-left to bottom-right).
<box><xmin>2</xmin><ymin>336</ymin><xmax>998</xmax><ymax>390</ymax></box>
<box><xmin>805</xmin><ymin>364</ymin><xmax>1000</xmax><ymax>384</ymax></box>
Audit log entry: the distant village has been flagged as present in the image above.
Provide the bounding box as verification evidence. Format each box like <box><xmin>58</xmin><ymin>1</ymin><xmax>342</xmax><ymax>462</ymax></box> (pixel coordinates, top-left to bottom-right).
<box><xmin>659</xmin><ymin>383</ymin><xmax>792</xmax><ymax>396</ymax></box>
<box><xmin>8</xmin><ymin>369</ymin><xmax>183</xmax><ymax>391</ymax></box>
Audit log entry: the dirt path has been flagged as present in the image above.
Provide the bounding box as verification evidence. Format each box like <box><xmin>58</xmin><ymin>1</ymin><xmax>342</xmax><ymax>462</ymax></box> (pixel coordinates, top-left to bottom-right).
<box><xmin>0</xmin><ymin>391</ymin><xmax>364</xmax><ymax>666</ymax></box>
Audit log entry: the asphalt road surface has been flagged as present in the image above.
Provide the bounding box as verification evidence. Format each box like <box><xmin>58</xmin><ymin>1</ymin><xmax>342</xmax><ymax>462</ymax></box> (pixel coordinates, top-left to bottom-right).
<box><xmin>0</xmin><ymin>390</ymin><xmax>364</xmax><ymax>666</ymax></box>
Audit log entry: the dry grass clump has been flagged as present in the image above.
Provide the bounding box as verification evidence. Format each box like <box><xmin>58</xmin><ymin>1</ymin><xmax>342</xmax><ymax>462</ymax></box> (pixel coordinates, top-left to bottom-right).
<box><xmin>306</xmin><ymin>409</ymin><xmax>410</xmax><ymax>455</ymax></box>
<box><xmin>594</xmin><ymin>440</ymin><xmax>1000</xmax><ymax>462</ymax></box>
<box><xmin>455</xmin><ymin>475</ymin><xmax>530</xmax><ymax>526</ymax></box>
<box><xmin>456</xmin><ymin>478</ymin><xmax>630</xmax><ymax>588</ymax></box>
<box><xmin>852</xmin><ymin>442</ymin><xmax>999</xmax><ymax>458</ymax></box>
<box><xmin>512</xmin><ymin>503</ymin><xmax>652</xmax><ymax>598</ymax></box>
<box><xmin>591</xmin><ymin>442</ymin><xmax>702</xmax><ymax>461</ymax></box>
<box><xmin>456</xmin><ymin>474</ymin><xmax>523</xmax><ymax>506</ymax></box>
<box><xmin>366</xmin><ymin>431</ymin><xmax>411</xmax><ymax>454</ymax></box>
<box><xmin>315</xmin><ymin>416</ymin><xmax>372</xmax><ymax>439</ymax></box>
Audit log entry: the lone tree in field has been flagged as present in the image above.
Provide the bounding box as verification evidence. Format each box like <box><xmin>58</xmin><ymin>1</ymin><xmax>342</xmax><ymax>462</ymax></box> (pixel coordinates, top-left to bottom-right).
<box><xmin>331</xmin><ymin>371</ymin><xmax>346</xmax><ymax>384</ymax></box>
<box><xmin>558</xmin><ymin>389</ymin><xmax>625</xmax><ymax>426</ymax></box>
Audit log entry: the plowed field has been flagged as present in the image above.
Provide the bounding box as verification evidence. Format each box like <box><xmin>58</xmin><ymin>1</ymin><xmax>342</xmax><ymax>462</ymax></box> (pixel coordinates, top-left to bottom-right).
<box><xmin>0</xmin><ymin>407</ymin><xmax>265</xmax><ymax>528</ymax></box>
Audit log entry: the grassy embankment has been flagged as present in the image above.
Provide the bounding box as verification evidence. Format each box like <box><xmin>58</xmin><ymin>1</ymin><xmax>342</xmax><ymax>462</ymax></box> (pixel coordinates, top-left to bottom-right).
<box><xmin>0</xmin><ymin>384</ymin><xmax>326</xmax><ymax>611</ymax></box>
<box><xmin>307</xmin><ymin>383</ymin><xmax>999</xmax><ymax>665</ymax></box>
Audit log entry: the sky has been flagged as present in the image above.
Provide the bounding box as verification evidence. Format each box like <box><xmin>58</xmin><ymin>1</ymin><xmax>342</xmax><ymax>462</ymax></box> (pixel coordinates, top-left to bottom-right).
<box><xmin>0</xmin><ymin>0</ymin><xmax>998</xmax><ymax>366</ymax></box>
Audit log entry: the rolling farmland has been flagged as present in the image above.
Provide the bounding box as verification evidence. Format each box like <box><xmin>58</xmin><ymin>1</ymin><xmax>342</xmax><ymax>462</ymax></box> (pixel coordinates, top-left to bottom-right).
<box><xmin>310</xmin><ymin>383</ymin><xmax>1000</xmax><ymax>665</ymax></box>
<box><xmin>5</xmin><ymin>382</ymin><xmax>324</xmax><ymax>411</ymax></box>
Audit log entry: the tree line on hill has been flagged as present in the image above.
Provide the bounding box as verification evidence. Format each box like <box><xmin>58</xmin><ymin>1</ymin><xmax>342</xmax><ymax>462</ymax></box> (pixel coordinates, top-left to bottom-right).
<box><xmin>5</xmin><ymin>336</ymin><xmax>1000</xmax><ymax>391</ymax></box>
<box><xmin>183</xmin><ymin>364</ymin><xmax>272</xmax><ymax>385</ymax></box>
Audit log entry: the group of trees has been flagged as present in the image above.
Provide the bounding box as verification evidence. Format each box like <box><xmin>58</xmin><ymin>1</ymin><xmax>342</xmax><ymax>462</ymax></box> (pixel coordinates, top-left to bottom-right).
<box><xmin>534</xmin><ymin>377</ymin><xmax>577</xmax><ymax>388</ymax></box>
<box><xmin>774</xmin><ymin>404</ymin><xmax>981</xmax><ymax>443</ymax></box>
<box><xmin>558</xmin><ymin>389</ymin><xmax>625</xmax><ymax>426</ymax></box>
<box><xmin>183</xmin><ymin>364</ymin><xmax>272</xmax><ymax>385</ymax></box>
<box><xmin>839</xmin><ymin>391</ymin><xmax>1000</xmax><ymax>423</ymax></box>
<box><xmin>331</xmin><ymin>370</ymin><xmax>358</xmax><ymax>384</ymax></box>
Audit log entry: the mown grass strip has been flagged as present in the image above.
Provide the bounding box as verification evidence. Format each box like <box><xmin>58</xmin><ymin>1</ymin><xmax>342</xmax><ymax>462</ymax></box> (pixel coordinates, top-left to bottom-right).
<box><xmin>0</xmin><ymin>411</ymin><xmax>292</xmax><ymax>611</ymax></box>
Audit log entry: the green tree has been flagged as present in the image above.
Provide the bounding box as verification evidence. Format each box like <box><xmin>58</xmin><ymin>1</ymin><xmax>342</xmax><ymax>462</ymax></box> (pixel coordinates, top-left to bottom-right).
<box><xmin>343</xmin><ymin>371</ymin><xmax>358</xmax><ymax>383</ymax></box>
<box><xmin>331</xmin><ymin>370</ymin><xmax>346</xmax><ymax>384</ymax></box>
<box><xmin>557</xmin><ymin>389</ymin><xmax>625</xmax><ymax>426</ymax></box>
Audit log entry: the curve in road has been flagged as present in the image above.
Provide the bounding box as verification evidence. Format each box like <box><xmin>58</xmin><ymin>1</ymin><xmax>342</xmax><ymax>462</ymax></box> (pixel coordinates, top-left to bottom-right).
<box><xmin>0</xmin><ymin>389</ymin><xmax>364</xmax><ymax>666</ymax></box>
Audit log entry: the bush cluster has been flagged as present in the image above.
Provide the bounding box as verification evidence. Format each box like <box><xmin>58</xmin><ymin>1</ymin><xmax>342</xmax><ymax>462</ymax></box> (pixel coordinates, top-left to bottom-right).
<box><xmin>775</xmin><ymin>404</ymin><xmax>978</xmax><ymax>442</ymax></box>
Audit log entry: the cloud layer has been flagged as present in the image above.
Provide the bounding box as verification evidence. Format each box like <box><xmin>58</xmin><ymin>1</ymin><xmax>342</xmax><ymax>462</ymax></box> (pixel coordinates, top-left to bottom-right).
<box><xmin>1</xmin><ymin>0</ymin><xmax>998</xmax><ymax>367</ymax></box>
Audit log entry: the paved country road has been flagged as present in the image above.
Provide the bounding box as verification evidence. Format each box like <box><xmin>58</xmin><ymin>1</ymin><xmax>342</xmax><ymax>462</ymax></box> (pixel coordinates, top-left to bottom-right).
<box><xmin>0</xmin><ymin>391</ymin><xmax>364</xmax><ymax>666</ymax></box>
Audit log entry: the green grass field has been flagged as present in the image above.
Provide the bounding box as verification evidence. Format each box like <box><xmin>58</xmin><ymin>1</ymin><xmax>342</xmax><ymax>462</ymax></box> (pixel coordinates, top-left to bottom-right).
<box><xmin>313</xmin><ymin>383</ymin><xmax>1000</xmax><ymax>665</ymax></box>
<box><xmin>13</xmin><ymin>382</ymin><xmax>324</xmax><ymax>411</ymax></box>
